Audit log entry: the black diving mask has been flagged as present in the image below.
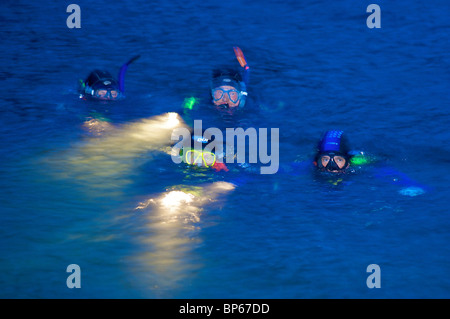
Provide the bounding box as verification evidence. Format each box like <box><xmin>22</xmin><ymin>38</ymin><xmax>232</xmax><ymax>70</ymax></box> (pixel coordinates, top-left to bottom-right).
<box><xmin>317</xmin><ymin>152</ymin><xmax>349</xmax><ymax>172</ymax></box>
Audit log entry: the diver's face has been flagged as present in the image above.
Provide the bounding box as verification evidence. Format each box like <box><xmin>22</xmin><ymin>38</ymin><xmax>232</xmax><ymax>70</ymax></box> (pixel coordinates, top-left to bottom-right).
<box><xmin>319</xmin><ymin>154</ymin><xmax>348</xmax><ymax>172</ymax></box>
<box><xmin>212</xmin><ymin>85</ymin><xmax>240</xmax><ymax>108</ymax></box>
<box><xmin>185</xmin><ymin>149</ymin><xmax>216</xmax><ymax>168</ymax></box>
<box><xmin>95</xmin><ymin>88</ymin><xmax>119</xmax><ymax>100</ymax></box>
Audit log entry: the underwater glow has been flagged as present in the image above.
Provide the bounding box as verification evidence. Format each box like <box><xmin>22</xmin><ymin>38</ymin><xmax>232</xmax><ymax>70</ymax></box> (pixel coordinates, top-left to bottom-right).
<box><xmin>164</xmin><ymin>112</ymin><xmax>180</xmax><ymax>128</ymax></box>
<box><xmin>399</xmin><ymin>186</ymin><xmax>425</xmax><ymax>197</ymax></box>
<box><xmin>350</xmin><ymin>155</ymin><xmax>370</xmax><ymax>166</ymax></box>
<box><xmin>132</xmin><ymin>182</ymin><xmax>236</xmax><ymax>292</ymax></box>
<box><xmin>46</xmin><ymin>113</ymin><xmax>188</xmax><ymax>199</ymax></box>
<box><xmin>160</xmin><ymin>191</ymin><xmax>195</xmax><ymax>212</ymax></box>
<box><xmin>183</xmin><ymin>97</ymin><xmax>198</xmax><ymax>110</ymax></box>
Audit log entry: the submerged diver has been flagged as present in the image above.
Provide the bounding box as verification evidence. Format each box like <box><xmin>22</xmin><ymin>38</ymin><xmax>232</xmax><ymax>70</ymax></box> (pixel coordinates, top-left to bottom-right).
<box><xmin>171</xmin><ymin>132</ymin><xmax>260</xmax><ymax>181</ymax></box>
<box><xmin>77</xmin><ymin>55</ymin><xmax>140</xmax><ymax>135</ymax></box>
<box><xmin>173</xmin><ymin>134</ymin><xmax>231</xmax><ymax>173</ymax></box>
<box><xmin>181</xmin><ymin>47</ymin><xmax>251</xmax><ymax>124</ymax></box>
<box><xmin>287</xmin><ymin>130</ymin><xmax>427</xmax><ymax>195</ymax></box>
<box><xmin>79</xmin><ymin>55</ymin><xmax>140</xmax><ymax>101</ymax></box>
<box><xmin>210</xmin><ymin>47</ymin><xmax>249</xmax><ymax>109</ymax></box>
<box><xmin>313</xmin><ymin>130</ymin><xmax>353</xmax><ymax>173</ymax></box>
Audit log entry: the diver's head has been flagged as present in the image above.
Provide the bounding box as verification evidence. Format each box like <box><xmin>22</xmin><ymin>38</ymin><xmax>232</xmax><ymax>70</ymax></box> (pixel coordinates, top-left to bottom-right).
<box><xmin>210</xmin><ymin>68</ymin><xmax>247</xmax><ymax>108</ymax></box>
<box><xmin>83</xmin><ymin>70</ymin><xmax>122</xmax><ymax>101</ymax></box>
<box><xmin>314</xmin><ymin>130</ymin><xmax>351</xmax><ymax>173</ymax></box>
<box><xmin>177</xmin><ymin>135</ymin><xmax>218</xmax><ymax>168</ymax></box>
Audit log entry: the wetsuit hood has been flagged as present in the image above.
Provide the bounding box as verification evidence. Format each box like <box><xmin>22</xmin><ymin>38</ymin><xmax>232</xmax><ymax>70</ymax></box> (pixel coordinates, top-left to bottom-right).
<box><xmin>85</xmin><ymin>70</ymin><xmax>119</xmax><ymax>91</ymax></box>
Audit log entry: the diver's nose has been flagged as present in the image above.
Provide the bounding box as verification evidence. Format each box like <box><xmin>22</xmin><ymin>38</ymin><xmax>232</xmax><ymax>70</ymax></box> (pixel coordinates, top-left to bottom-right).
<box><xmin>223</xmin><ymin>94</ymin><xmax>232</xmax><ymax>106</ymax></box>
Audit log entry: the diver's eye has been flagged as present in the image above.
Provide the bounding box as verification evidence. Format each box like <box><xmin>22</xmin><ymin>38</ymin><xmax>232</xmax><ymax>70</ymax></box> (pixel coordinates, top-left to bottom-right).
<box><xmin>213</xmin><ymin>89</ymin><xmax>225</xmax><ymax>100</ymax></box>
<box><xmin>96</xmin><ymin>89</ymin><xmax>107</xmax><ymax>97</ymax></box>
<box><xmin>110</xmin><ymin>90</ymin><xmax>118</xmax><ymax>98</ymax></box>
<box><xmin>185</xmin><ymin>150</ymin><xmax>202</xmax><ymax>165</ymax></box>
<box><xmin>334</xmin><ymin>156</ymin><xmax>346</xmax><ymax>163</ymax></box>
<box><xmin>228</xmin><ymin>90</ymin><xmax>239</xmax><ymax>102</ymax></box>
<box><xmin>202</xmin><ymin>152</ymin><xmax>216</xmax><ymax>167</ymax></box>
<box><xmin>320</xmin><ymin>156</ymin><xmax>331</xmax><ymax>166</ymax></box>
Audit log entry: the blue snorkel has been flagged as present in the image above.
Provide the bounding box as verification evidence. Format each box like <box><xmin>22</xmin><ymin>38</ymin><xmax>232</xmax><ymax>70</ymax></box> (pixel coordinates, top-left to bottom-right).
<box><xmin>118</xmin><ymin>55</ymin><xmax>141</xmax><ymax>93</ymax></box>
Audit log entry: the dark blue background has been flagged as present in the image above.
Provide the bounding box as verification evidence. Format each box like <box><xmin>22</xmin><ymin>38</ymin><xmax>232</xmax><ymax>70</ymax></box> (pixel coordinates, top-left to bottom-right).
<box><xmin>0</xmin><ymin>0</ymin><xmax>449</xmax><ymax>298</ymax></box>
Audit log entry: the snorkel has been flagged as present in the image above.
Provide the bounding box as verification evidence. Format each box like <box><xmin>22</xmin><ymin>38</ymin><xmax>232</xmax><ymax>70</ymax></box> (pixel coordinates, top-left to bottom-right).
<box><xmin>80</xmin><ymin>55</ymin><xmax>140</xmax><ymax>101</ymax></box>
<box><xmin>118</xmin><ymin>55</ymin><xmax>140</xmax><ymax>93</ymax></box>
<box><xmin>233</xmin><ymin>46</ymin><xmax>250</xmax><ymax>85</ymax></box>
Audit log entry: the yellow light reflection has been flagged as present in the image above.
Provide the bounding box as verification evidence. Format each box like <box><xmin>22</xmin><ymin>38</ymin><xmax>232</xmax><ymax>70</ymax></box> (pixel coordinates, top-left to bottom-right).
<box><xmin>83</xmin><ymin>117</ymin><xmax>115</xmax><ymax>136</ymax></box>
<box><xmin>160</xmin><ymin>191</ymin><xmax>195</xmax><ymax>211</ymax></box>
<box><xmin>133</xmin><ymin>182</ymin><xmax>235</xmax><ymax>295</ymax></box>
<box><xmin>44</xmin><ymin>113</ymin><xmax>188</xmax><ymax>199</ymax></box>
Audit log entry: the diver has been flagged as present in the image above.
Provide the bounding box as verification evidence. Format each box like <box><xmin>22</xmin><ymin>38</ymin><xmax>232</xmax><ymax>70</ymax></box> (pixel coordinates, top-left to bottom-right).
<box><xmin>210</xmin><ymin>47</ymin><xmax>249</xmax><ymax>109</ymax></box>
<box><xmin>313</xmin><ymin>130</ymin><xmax>353</xmax><ymax>173</ymax></box>
<box><xmin>173</xmin><ymin>134</ymin><xmax>230</xmax><ymax>173</ymax></box>
<box><xmin>285</xmin><ymin>130</ymin><xmax>427</xmax><ymax>196</ymax></box>
<box><xmin>77</xmin><ymin>55</ymin><xmax>140</xmax><ymax>135</ymax></box>
<box><xmin>79</xmin><ymin>55</ymin><xmax>140</xmax><ymax>101</ymax></box>
<box><xmin>172</xmin><ymin>132</ymin><xmax>259</xmax><ymax>182</ymax></box>
<box><xmin>181</xmin><ymin>47</ymin><xmax>252</xmax><ymax>128</ymax></box>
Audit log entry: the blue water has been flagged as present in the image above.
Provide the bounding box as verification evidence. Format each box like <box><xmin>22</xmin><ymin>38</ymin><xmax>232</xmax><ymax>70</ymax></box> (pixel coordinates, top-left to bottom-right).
<box><xmin>0</xmin><ymin>0</ymin><xmax>449</xmax><ymax>298</ymax></box>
